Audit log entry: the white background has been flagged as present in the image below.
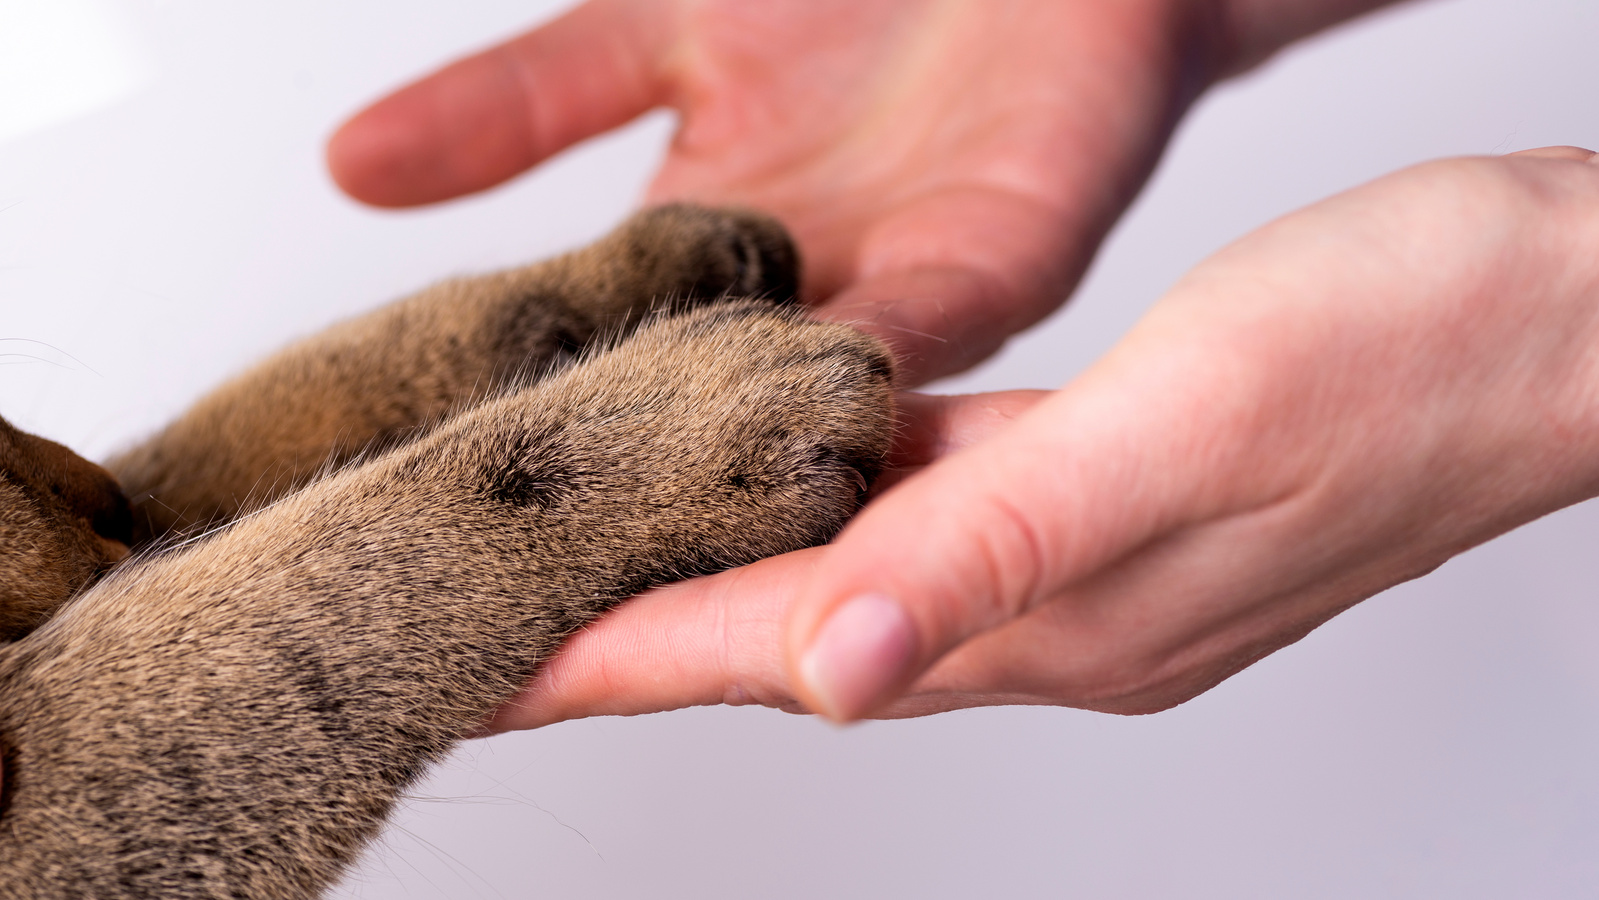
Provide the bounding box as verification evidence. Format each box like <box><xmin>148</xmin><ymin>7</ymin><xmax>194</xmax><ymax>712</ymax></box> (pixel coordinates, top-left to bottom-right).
<box><xmin>2</xmin><ymin>1</ymin><xmax>1597</xmax><ymax>897</ymax></box>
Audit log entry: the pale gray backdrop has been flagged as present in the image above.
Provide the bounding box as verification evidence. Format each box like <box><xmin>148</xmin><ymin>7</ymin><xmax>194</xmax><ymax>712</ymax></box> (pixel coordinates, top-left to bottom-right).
<box><xmin>2</xmin><ymin>1</ymin><xmax>1596</xmax><ymax>897</ymax></box>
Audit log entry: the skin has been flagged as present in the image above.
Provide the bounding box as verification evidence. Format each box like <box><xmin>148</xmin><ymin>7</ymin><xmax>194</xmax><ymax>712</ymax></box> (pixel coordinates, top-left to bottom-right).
<box><xmin>475</xmin><ymin>147</ymin><xmax>1599</xmax><ymax>726</ymax></box>
<box><xmin>328</xmin><ymin>0</ymin><xmax>1597</xmax><ymax>728</ymax></box>
<box><xmin>330</xmin><ymin>0</ymin><xmax>1391</xmax><ymax>386</ymax></box>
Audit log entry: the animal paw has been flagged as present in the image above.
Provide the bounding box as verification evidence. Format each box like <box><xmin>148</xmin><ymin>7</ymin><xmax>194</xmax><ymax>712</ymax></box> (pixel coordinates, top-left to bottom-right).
<box><xmin>456</xmin><ymin>300</ymin><xmax>894</xmax><ymax>598</ymax></box>
<box><xmin>553</xmin><ymin>204</ymin><xmax>802</xmax><ymax>328</ymax></box>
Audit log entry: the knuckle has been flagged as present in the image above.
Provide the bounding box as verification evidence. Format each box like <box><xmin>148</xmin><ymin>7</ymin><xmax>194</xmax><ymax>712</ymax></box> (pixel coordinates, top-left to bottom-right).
<box><xmin>964</xmin><ymin>489</ymin><xmax>1050</xmax><ymax>623</ymax></box>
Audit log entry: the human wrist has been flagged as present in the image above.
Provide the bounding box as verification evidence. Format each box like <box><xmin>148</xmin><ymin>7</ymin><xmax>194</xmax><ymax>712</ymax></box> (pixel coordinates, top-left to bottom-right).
<box><xmin>1118</xmin><ymin>0</ymin><xmax>1405</xmax><ymax>144</ymax></box>
<box><xmin>1203</xmin><ymin>0</ymin><xmax>1403</xmax><ymax>76</ymax></box>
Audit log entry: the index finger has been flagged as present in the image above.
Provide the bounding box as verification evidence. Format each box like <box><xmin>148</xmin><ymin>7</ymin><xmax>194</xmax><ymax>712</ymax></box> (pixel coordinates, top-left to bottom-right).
<box><xmin>327</xmin><ymin>0</ymin><xmax>673</xmax><ymax>207</ymax></box>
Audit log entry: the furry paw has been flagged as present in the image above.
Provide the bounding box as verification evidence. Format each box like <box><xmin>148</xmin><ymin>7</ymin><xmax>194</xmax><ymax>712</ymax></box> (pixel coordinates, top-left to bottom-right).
<box><xmin>606</xmin><ymin>203</ymin><xmax>800</xmax><ymax>305</ymax></box>
<box><xmin>555</xmin><ymin>204</ymin><xmax>801</xmax><ymax>327</ymax></box>
<box><xmin>457</xmin><ymin>299</ymin><xmax>894</xmax><ymax>598</ymax></box>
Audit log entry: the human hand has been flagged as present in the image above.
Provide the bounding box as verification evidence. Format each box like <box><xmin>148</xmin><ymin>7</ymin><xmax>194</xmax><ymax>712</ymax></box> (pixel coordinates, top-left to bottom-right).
<box><xmin>483</xmin><ymin>147</ymin><xmax>1599</xmax><ymax>728</ymax></box>
<box><xmin>328</xmin><ymin>0</ymin><xmax>1351</xmax><ymax>384</ymax></box>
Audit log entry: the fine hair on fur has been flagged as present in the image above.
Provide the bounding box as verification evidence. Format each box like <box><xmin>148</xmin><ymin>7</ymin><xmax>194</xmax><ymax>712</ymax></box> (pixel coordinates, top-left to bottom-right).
<box><xmin>0</xmin><ymin>205</ymin><xmax>894</xmax><ymax>898</ymax></box>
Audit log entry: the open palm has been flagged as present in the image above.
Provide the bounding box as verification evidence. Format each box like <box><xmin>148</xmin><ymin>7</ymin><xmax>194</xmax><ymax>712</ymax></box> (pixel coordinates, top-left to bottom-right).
<box><xmin>328</xmin><ymin>0</ymin><xmax>1209</xmax><ymax>382</ymax></box>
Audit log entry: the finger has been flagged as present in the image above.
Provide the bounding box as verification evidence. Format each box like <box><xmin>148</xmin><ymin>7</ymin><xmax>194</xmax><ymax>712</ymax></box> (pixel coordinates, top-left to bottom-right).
<box><xmin>784</xmin><ymin>425</ymin><xmax>1074</xmax><ymax>723</ymax></box>
<box><xmin>327</xmin><ymin>0</ymin><xmax>673</xmax><ymax>207</ymax></box>
<box><xmin>1506</xmin><ymin>145</ymin><xmax>1597</xmax><ymax>162</ymax></box>
<box><xmin>874</xmin><ymin>390</ymin><xmax>1048</xmax><ymax>492</ymax></box>
<box><xmin>871</xmin><ymin>515</ymin><xmax>1351</xmax><ymax>718</ymax></box>
<box><xmin>853</xmin><ymin>599</ymin><xmax>1145</xmax><ymax>720</ymax></box>
<box><xmin>482</xmin><ymin>391</ymin><xmax>1050</xmax><ymax>732</ymax></box>
<box><xmin>481</xmin><ymin>549</ymin><xmax>813</xmax><ymax>733</ymax></box>
<box><xmin>795</xmin><ymin>147</ymin><xmax>1599</xmax><ymax>722</ymax></box>
<box><xmin>808</xmin><ymin>187</ymin><xmax>1089</xmax><ymax>386</ymax></box>
<box><xmin>784</xmin><ymin>330</ymin><xmax>1285</xmax><ymax>721</ymax></box>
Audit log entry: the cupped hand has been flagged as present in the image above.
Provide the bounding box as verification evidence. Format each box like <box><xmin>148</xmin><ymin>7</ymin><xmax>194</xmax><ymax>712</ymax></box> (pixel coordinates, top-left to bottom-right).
<box><xmin>484</xmin><ymin>147</ymin><xmax>1599</xmax><ymax>729</ymax></box>
<box><xmin>327</xmin><ymin>0</ymin><xmax>1227</xmax><ymax>384</ymax></box>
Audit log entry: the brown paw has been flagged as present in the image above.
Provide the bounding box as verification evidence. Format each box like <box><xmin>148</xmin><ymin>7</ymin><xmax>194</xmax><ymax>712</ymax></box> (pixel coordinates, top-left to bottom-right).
<box><xmin>559</xmin><ymin>205</ymin><xmax>801</xmax><ymax>328</ymax></box>
<box><xmin>625</xmin><ymin>203</ymin><xmax>802</xmax><ymax>305</ymax></box>
<box><xmin>0</xmin><ymin>417</ymin><xmax>133</xmax><ymax>641</ymax></box>
<box><xmin>466</xmin><ymin>300</ymin><xmax>893</xmax><ymax>598</ymax></box>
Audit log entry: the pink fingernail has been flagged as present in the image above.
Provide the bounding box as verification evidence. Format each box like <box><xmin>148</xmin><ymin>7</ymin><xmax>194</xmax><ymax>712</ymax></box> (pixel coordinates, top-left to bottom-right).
<box><xmin>799</xmin><ymin>593</ymin><xmax>916</xmax><ymax>720</ymax></box>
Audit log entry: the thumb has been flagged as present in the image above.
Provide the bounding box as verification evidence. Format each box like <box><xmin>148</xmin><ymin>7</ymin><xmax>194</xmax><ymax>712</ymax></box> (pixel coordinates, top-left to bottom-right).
<box><xmin>787</xmin><ymin>426</ymin><xmax>1068</xmax><ymax>722</ymax></box>
<box><xmin>786</xmin><ymin>340</ymin><xmax>1255</xmax><ymax>721</ymax></box>
<box><xmin>327</xmin><ymin>0</ymin><xmax>673</xmax><ymax>207</ymax></box>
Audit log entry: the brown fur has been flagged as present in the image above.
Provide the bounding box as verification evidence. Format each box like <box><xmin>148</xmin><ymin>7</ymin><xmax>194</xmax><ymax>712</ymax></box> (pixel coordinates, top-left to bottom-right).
<box><xmin>0</xmin><ymin>419</ymin><xmax>132</xmax><ymax>641</ymax></box>
<box><xmin>0</xmin><ymin>205</ymin><xmax>892</xmax><ymax>898</ymax></box>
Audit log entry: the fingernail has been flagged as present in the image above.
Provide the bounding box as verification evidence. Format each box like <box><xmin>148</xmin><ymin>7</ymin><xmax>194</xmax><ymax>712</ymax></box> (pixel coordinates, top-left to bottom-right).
<box><xmin>799</xmin><ymin>593</ymin><xmax>916</xmax><ymax>720</ymax></box>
